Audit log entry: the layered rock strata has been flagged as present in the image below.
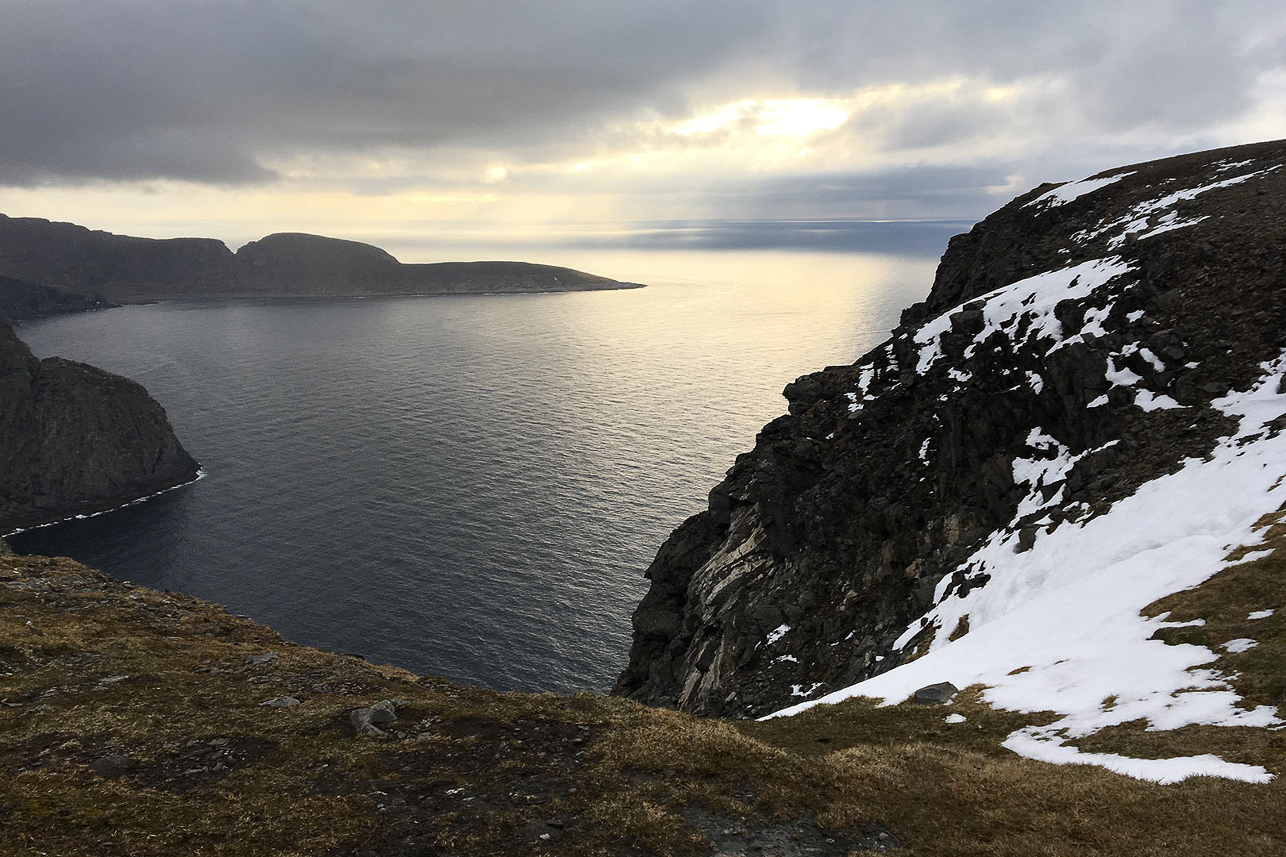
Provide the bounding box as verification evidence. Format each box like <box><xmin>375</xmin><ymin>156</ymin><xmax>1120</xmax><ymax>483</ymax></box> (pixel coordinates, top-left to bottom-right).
<box><xmin>615</xmin><ymin>139</ymin><xmax>1286</xmax><ymax>718</ymax></box>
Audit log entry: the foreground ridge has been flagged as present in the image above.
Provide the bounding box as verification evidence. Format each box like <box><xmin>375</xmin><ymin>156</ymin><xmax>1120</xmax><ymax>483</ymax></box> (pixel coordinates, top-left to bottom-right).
<box><xmin>615</xmin><ymin>140</ymin><xmax>1286</xmax><ymax>778</ymax></box>
<box><xmin>5</xmin><ymin>551</ymin><xmax>1286</xmax><ymax>855</ymax></box>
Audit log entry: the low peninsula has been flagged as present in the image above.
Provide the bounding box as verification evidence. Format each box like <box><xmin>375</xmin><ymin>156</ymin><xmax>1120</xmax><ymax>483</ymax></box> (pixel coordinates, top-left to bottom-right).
<box><xmin>0</xmin><ymin>215</ymin><xmax>644</xmax><ymax>317</ymax></box>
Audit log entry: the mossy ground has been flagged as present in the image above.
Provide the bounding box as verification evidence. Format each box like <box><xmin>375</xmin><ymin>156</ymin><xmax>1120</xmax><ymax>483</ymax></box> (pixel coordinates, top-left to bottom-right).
<box><xmin>3</xmin><ymin>543</ymin><xmax>1285</xmax><ymax>856</ymax></box>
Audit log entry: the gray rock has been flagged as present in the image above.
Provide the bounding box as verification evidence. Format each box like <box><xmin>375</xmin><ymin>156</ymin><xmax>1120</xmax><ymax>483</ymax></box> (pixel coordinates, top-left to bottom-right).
<box><xmin>912</xmin><ymin>682</ymin><xmax>959</xmax><ymax>705</ymax></box>
<box><xmin>89</xmin><ymin>753</ymin><xmax>134</xmax><ymax>778</ymax></box>
<box><xmin>367</xmin><ymin>699</ymin><xmax>398</xmax><ymax>723</ymax></box>
<box><xmin>350</xmin><ymin>699</ymin><xmax>401</xmax><ymax>736</ymax></box>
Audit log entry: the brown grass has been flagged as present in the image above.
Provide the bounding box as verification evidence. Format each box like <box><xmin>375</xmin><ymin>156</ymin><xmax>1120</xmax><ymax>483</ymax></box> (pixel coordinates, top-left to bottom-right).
<box><xmin>5</xmin><ymin>548</ymin><xmax>1286</xmax><ymax>856</ymax></box>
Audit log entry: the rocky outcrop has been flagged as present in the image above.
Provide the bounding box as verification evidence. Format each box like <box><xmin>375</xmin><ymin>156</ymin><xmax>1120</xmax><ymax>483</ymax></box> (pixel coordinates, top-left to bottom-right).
<box><xmin>615</xmin><ymin>139</ymin><xmax>1286</xmax><ymax>718</ymax></box>
<box><xmin>0</xmin><ymin>215</ymin><xmax>643</xmax><ymax>303</ymax></box>
<box><xmin>0</xmin><ymin>315</ymin><xmax>199</xmax><ymax>533</ymax></box>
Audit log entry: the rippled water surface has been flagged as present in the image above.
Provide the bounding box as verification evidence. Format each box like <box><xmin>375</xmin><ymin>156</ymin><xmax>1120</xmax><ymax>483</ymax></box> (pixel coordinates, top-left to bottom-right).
<box><xmin>11</xmin><ymin>248</ymin><xmax>938</xmax><ymax>693</ymax></box>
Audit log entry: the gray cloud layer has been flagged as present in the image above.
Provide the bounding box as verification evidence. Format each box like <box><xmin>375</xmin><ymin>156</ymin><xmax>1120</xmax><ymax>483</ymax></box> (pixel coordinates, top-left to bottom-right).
<box><xmin>2</xmin><ymin>1</ymin><xmax>1284</xmax><ymax>215</ymax></box>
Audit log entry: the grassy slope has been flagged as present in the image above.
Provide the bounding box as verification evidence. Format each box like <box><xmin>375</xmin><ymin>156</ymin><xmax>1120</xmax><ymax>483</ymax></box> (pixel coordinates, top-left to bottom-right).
<box><xmin>2</xmin><ymin>544</ymin><xmax>1283</xmax><ymax>857</ymax></box>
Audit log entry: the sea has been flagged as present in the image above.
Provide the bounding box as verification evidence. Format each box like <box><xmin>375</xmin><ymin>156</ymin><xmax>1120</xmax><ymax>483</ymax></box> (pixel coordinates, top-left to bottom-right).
<box><xmin>9</xmin><ymin>242</ymin><xmax>948</xmax><ymax>694</ymax></box>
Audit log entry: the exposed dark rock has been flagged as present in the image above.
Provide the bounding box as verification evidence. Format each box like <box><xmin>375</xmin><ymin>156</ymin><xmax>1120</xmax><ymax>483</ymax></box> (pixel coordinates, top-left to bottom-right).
<box><xmin>912</xmin><ymin>682</ymin><xmax>959</xmax><ymax>705</ymax></box>
<box><xmin>615</xmin><ymin>139</ymin><xmax>1286</xmax><ymax>718</ymax></box>
<box><xmin>88</xmin><ymin>752</ymin><xmax>135</xmax><ymax>779</ymax></box>
<box><xmin>0</xmin><ymin>315</ymin><xmax>200</xmax><ymax>534</ymax></box>
<box><xmin>0</xmin><ymin>214</ymin><xmax>644</xmax><ymax>304</ymax></box>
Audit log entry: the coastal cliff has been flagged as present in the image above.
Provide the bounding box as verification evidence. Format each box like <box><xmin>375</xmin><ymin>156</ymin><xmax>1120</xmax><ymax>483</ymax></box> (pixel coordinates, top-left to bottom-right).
<box><xmin>0</xmin><ymin>275</ymin><xmax>116</xmax><ymax>321</ymax></box>
<box><xmin>0</xmin><ymin>316</ymin><xmax>199</xmax><ymax>534</ymax></box>
<box><xmin>5</xmin><ymin>141</ymin><xmax>1286</xmax><ymax>854</ymax></box>
<box><xmin>615</xmin><ymin>139</ymin><xmax>1286</xmax><ymax>719</ymax></box>
<box><xmin>0</xmin><ymin>215</ymin><xmax>643</xmax><ymax>306</ymax></box>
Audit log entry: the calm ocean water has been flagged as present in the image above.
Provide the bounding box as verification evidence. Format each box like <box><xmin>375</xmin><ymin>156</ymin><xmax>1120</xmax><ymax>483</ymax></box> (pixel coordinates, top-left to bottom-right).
<box><xmin>10</xmin><ymin>247</ymin><xmax>940</xmax><ymax>693</ymax></box>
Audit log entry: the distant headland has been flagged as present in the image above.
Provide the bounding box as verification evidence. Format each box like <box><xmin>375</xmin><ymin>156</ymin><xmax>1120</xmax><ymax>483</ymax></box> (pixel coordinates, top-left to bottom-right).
<box><xmin>0</xmin><ymin>214</ymin><xmax>644</xmax><ymax>319</ymax></box>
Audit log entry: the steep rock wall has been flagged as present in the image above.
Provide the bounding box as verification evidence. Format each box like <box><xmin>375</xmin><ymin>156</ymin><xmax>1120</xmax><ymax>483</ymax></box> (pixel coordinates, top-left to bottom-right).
<box><xmin>615</xmin><ymin>139</ymin><xmax>1286</xmax><ymax>718</ymax></box>
<box><xmin>0</xmin><ymin>316</ymin><xmax>199</xmax><ymax>533</ymax></box>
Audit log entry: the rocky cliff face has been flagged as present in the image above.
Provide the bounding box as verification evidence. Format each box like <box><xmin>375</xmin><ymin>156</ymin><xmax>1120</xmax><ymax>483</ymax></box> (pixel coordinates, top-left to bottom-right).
<box><xmin>0</xmin><ymin>214</ymin><xmax>235</xmax><ymax>298</ymax></box>
<box><xmin>615</xmin><ymin>139</ymin><xmax>1286</xmax><ymax>719</ymax></box>
<box><xmin>0</xmin><ymin>216</ymin><xmax>642</xmax><ymax>303</ymax></box>
<box><xmin>0</xmin><ymin>316</ymin><xmax>199</xmax><ymax>533</ymax></box>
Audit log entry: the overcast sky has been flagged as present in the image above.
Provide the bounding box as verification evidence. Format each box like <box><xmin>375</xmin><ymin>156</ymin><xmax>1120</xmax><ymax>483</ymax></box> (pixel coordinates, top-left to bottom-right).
<box><xmin>1</xmin><ymin>1</ymin><xmax>1284</xmax><ymax>256</ymax></box>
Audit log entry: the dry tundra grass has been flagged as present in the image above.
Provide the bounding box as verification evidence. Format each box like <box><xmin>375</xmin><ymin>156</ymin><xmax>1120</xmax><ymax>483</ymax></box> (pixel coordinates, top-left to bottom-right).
<box><xmin>2</xmin><ymin>536</ymin><xmax>1284</xmax><ymax>856</ymax></box>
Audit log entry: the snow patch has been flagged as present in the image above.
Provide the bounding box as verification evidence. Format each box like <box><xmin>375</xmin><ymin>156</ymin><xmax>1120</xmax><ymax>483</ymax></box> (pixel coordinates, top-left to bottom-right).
<box><xmin>1249</xmin><ymin>609</ymin><xmax>1275</xmax><ymax>620</ymax></box>
<box><xmin>1002</xmin><ymin>731</ymin><xmax>1271</xmax><ymax>784</ymax></box>
<box><xmin>914</xmin><ymin>257</ymin><xmax>1133</xmax><ymax>375</ymax></box>
<box><xmin>1074</xmin><ymin>166</ymin><xmax>1280</xmax><ymax>250</ymax></box>
<box><xmin>1223</xmin><ymin>638</ymin><xmax>1258</xmax><ymax>654</ymax></box>
<box><xmin>791</xmin><ymin>682</ymin><xmax>824</xmax><ymax>698</ymax></box>
<box><xmin>1133</xmin><ymin>389</ymin><xmax>1184</xmax><ymax>411</ymax></box>
<box><xmin>767</xmin><ymin>352</ymin><xmax>1286</xmax><ymax>783</ymax></box>
<box><xmin>766</xmin><ymin>624</ymin><xmax>791</xmax><ymax>645</ymax></box>
<box><xmin>1025</xmin><ymin>171</ymin><xmax>1135</xmax><ymax>209</ymax></box>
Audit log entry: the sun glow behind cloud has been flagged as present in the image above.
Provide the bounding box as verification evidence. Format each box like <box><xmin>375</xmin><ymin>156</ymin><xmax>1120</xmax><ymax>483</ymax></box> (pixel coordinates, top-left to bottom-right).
<box><xmin>3</xmin><ymin>72</ymin><xmax>1285</xmax><ymax>257</ymax></box>
<box><xmin>668</xmin><ymin>97</ymin><xmax>851</xmax><ymax>139</ymax></box>
<box><xmin>2</xmin><ymin>2</ymin><xmax>1286</xmax><ymax>254</ymax></box>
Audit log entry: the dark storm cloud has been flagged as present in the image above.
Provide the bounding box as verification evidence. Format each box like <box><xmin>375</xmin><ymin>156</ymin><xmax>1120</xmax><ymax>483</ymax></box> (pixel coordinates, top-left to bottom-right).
<box><xmin>0</xmin><ymin>0</ymin><xmax>770</xmax><ymax>184</ymax></box>
<box><xmin>1</xmin><ymin>1</ymin><xmax>1282</xmax><ymax>186</ymax></box>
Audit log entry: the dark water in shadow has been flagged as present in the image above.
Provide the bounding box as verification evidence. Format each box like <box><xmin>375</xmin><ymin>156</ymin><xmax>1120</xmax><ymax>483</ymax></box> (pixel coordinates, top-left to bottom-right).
<box><xmin>10</xmin><ymin>249</ymin><xmax>936</xmax><ymax>692</ymax></box>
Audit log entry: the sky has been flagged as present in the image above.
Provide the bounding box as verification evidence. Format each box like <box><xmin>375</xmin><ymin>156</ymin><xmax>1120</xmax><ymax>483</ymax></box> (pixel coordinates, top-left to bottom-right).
<box><xmin>1</xmin><ymin>1</ymin><xmax>1284</xmax><ymax>259</ymax></box>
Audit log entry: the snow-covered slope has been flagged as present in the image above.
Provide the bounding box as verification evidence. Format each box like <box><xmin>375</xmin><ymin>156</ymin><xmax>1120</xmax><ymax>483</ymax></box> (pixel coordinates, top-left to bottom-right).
<box><xmin>770</xmin><ymin>355</ymin><xmax>1286</xmax><ymax>782</ymax></box>
<box><xmin>617</xmin><ymin>141</ymin><xmax>1286</xmax><ymax>778</ymax></box>
<box><xmin>760</xmin><ymin>151</ymin><xmax>1286</xmax><ymax>782</ymax></box>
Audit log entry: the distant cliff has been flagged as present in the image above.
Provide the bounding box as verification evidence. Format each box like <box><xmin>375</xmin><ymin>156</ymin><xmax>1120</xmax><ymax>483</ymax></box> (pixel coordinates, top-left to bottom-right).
<box><xmin>615</xmin><ymin>139</ymin><xmax>1286</xmax><ymax>718</ymax></box>
<box><xmin>0</xmin><ymin>315</ymin><xmax>199</xmax><ymax>533</ymax></box>
<box><xmin>0</xmin><ymin>274</ymin><xmax>117</xmax><ymax>321</ymax></box>
<box><xmin>0</xmin><ymin>215</ymin><xmax>643</xmax><ymax>306</ymax></box>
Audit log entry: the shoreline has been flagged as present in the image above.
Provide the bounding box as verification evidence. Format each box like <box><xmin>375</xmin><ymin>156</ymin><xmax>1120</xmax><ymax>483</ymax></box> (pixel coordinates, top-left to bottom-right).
<box><xmin>1</xmin><ymin>467</ymin><xmax>207</xmax><ymax>539</ymax></box>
